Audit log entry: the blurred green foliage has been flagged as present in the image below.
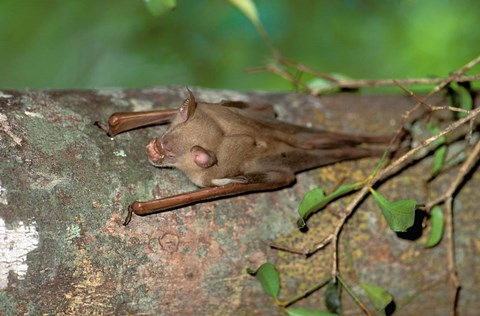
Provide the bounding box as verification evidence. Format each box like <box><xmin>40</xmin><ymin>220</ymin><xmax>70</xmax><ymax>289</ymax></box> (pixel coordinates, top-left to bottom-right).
<box><xmin>1</xmin><ymin>0</ymin><xmax>479</xmax><ymax>90</ymax></box>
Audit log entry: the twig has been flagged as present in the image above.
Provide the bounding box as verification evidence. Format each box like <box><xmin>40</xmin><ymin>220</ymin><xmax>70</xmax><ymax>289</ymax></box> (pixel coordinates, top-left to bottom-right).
<box><xmin>280</xmin><ymin>277</ymin><xmax>330</xmax><ymax>308</ymax></box>
<box><xmin>427</xmin><ymin>140</ymin><xmax>480</xmax><ymax>316</ymax></box>
<box><xmin>394</xmin><ymin>81</ymin><xmax>471</xmax><ymax>115</ymax></box>
<box><xmin>426</xmin><ymin>139</ymin><xmax>480</xmax><ymax>209</ymax></box>
<box><xmin>329</xmin><ymin>54</ymin><xmax>480</xmax><ymax>280</ymax></box>
<box><xmin>251</xmin><ymin>51</ymin><xmax>480</xmax><ymax>95</ymax></box>
<box><xmin>429</xmin><ymin>55</ymin><xmax>480</xmax><ymax>97</ymax></box>
<box><xmin>330</xmin><ymin>64</ymin><xmax>480</xmax><ymax>312</ymax></box>
<box><xmin>249</xmin><ymin>64</ymin><xmax>310</xmax><ymax>91</ymax></box>
<box><xmin>311</xmin><ymin>74</ymin><xmax>480</xmax><ymax>95</ymax></box>
<box><xmin>270</xmin><ymin>235</ymin><xmax>333</xmax><ymax>256</ymax></box>
<box><xmin>315</xmin><ymin>55</ymin><xmax>480</xmax><ymax>95</ymax></box>
<box><xmin>267</xmin><ymin>56</ymin><xmax>480</xmax><ymax>314</ymax></box>
<box><xmin>374</xmin><ymin>107</ymin><xmax>480</xmax><ymax>186</ymax></box>
<box><xmin>244</xmin><ymin>15</ymin><xmax>480</xmax><ymax>313</ymax></box>
<box><xmin>331</xmin><ymin>107</ymin><xmax>480</xmax><ymax>273</ymax></box>
<box><xmin>273</xmin><ymin>107</ymin><xmax>479</xmax><ymax>258</ymax></box>
<box><xmin>275</xmin><ymin>55</ymin><xmax>340</xmax><ymax>82</ymax></box>
<box><xmin>249</xmin><ymin>64</ymin><xmax>480</xmax><ymax>95</ymax></box>
<box><xmin>445</xmin><ymin>199</ymin><xmax>460</xmax><ymax>316</ymax></box>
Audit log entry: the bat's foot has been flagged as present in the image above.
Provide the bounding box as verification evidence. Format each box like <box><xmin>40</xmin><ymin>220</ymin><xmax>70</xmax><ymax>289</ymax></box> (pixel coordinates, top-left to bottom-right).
<box><xmin>123</xmin><ymin>205</ymin><xmax>134</xmax><ymax>226</ymax></box>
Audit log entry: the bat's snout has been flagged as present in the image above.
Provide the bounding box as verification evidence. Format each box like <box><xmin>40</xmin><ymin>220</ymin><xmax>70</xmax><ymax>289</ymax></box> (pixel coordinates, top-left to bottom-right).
<box><xmin>146</xmin><ymin>138</ymin><xmax>175</xmax><ymax>166</ymax></box>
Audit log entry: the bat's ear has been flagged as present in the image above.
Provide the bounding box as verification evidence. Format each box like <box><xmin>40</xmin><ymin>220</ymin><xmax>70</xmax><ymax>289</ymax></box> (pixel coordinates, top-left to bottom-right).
<box><xmin>191</xmin><ymin>145</ymin><xmax>217</xmax><ymax>169</ymax></box>
<box><xmin>179</xmin><ymin>88</ymin><xmax>197</xmax><ymax>122</ymax></box>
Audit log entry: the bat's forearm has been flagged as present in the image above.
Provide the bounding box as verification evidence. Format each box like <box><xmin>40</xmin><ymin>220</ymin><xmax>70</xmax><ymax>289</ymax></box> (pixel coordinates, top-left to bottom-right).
<box><xmin>98</xmin><ymin>109</ymin><xmax>177</xmax><ymax>136</ymax></box>
<box><xmin>124</xmin><ymin>172</ymin><xmax>295</xmax><ymax>225</ymax></box>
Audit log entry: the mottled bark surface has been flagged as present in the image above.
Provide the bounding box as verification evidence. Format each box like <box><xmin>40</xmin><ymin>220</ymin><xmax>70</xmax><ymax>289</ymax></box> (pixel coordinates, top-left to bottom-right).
<box><xmin>0</xmin><ymin>87</ymin><xmax>478</xmax><ymax>315</ymax></box>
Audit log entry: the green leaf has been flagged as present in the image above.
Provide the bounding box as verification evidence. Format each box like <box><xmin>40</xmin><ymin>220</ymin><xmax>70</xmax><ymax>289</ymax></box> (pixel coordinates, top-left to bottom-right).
<box><xmin>450</xmin><ymin>82</ymin><xmax>473</xmax><ymax>118</ymax></box>
<box><xmin>325</xmin><ymin>280</ymin><xmax>341</xmax><ymax>314</ymax></box>
<box><xmin>424</xmin><ymin>205</ymin><xmax>444</xmax><ymax>248</ymax></box>
<box><xmin>370</xmin><ymin>188</ymin><xmax>417</xmax><ymax>232</ymax></box>
<box><xmin>144</xmin><ymin>0</ymin><xmax>176</xmax><ymax>16</ymax></box>
<box><xmin>308</xmin><ymin>73</ymin><xmax>354</xmax><ymax>91</ymax></box>
<box><xmin>360</xmin><ymin>283</ymin><xmax>393</xmax><ymax>312</ymax></box>
<box><xmin>228</xmin><ymin>0</ymin><xmax>262</xmax><ymax>30</ymax></box>
<box><xmin>247</xmin><ymin>263</ymin><xmax>280</xmax><ymax>299</ymax></box>
<box><xmin>308</xmin><ymin>78</ymin><xmax>334</xmax><ymax>90</ymax></box>
<box><xmin>298</xmin><ymin>188</ymin><xmax>326</xmax><ymax>219</ymax></box>
<box><xmin>297</xmin><ymin>183</ymin><xmax>362</xmax><ymax>228</ymax></box>
<box><xmin>286</xmin><ymin>307</ymin><xmax>339</xmax><ymax>316</ymax></box>
<box><xmin>432</xmin><ymin>145</ymin><xmax>447</xmax><ymax>175</ymax></box>
<box><xmin>427</xmin><ymin>123</ymin><xmax>447</xmax><ymax>176</ymax></box>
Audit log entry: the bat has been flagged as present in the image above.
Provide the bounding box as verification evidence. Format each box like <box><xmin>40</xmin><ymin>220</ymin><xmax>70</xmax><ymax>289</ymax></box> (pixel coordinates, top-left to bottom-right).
<box><xmin>97</xmin><ymin>90</ymin><xmax>390</xmax><ymax>225</ymax></box>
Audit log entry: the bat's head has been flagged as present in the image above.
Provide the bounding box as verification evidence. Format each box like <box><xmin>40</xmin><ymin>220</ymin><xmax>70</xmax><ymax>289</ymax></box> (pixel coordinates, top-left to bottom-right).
<box><xmin>146</xmin><ymin>90</ymin><xmax>220</xmax><ymax>176</ymax></box>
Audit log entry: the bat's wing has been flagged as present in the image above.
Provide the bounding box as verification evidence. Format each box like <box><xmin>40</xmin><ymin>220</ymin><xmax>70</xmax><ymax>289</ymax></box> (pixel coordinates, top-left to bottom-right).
<box><xmin>123</xmin><ymin>170</ymin><xmax>295</xmax><ymax>225</ymax></box>
<box><xmin>254</xmin><ymin>147</ymin><xmax>385</xmax><ymax>174</ymax></box>
<box><xmin>219</xmin><ymin>100</ymin><xmax>277</xmax><ymax>118</ymax></box>
<box><xmin>294</xmin><ymin>130</ymin><xmax>391</xmax><ymax>149</ymax></box>
<box><xmin>246</xmin><ymin>115</ymin><xmax>391</xmax><ymax>149</ymax></box>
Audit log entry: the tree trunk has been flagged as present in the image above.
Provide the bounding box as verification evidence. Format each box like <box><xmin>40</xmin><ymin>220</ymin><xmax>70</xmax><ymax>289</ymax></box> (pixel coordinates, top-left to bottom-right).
<box><xmin>0</xmin><ymin>87</ymin><xmax>478</xmax><ymax>315</ymax></box>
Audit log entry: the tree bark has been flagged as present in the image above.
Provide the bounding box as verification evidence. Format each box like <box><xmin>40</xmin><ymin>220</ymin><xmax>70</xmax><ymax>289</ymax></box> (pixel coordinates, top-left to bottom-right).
<box><xmin>0</xmin><ymin>87</ymin><xmax>478</xmax><ymax>315</ymax></box>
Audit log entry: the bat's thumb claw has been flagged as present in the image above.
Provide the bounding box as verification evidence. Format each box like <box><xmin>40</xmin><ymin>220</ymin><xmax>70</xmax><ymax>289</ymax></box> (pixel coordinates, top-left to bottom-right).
<box><xmin>94</xmin><ymin>121</ymin><xmax>113</xmax><ymax>137</ymax></box>
<box><xmin>123</xmin><ymin>206</ymin><xmax>134</xmax><ymax>226</ymax></box>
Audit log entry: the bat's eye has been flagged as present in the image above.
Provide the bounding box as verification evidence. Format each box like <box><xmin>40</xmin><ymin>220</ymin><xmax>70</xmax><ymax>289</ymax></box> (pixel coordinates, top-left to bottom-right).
<box><xmin>162</xmin><ymin>138</ymin><xmax>169</xmax><ymax>148</ymax></box>
<box><xmin>161</xmin><ymin>136</ymin><xmax>175</xmax><ymax>152</ymax></box>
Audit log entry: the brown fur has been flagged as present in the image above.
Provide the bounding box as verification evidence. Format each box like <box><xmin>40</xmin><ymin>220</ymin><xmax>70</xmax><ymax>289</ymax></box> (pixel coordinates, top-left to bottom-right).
<box><xmin>98</xmin><ymin>90</ymin><xmax>388</xmax><ymax>225</ymax></box>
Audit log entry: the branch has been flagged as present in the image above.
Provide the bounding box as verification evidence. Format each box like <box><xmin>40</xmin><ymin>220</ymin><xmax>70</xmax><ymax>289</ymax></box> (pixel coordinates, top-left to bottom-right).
<box><xmin>247</xmin><ymin>64</ymin><xmax>310</xmax><ymax>91</ymax></box>
<box><xmin>251</xmin><ymin>53</ymin><xmax>480</xmax><ymax>95</ymax></box>
<box><xmin>312</xmin><ymin>74</ymin><xmax>480</xmax><ymax>95</ymax></box>
<box><xmin>270</xmin><ymin>235</ymin><xmax>333</xmax><ymax>256</ymax></box>
<box><xmin>426</xmin><ymin>139</ymin><xmax>480</xmax><ymax>209</ymax></box>
<box><xmin>271</xmin><ymin>108</ymin><xmax>480</xmax><ymax>259</ymax></box>
<box><xmin>329</xmin><ymin>54</ymin><xmax>480</xmax><ymax>280</ymax></box>
<box><xmin>267</xmin><ymin>55</ymin><xmax>480</xmax><ymax>314</ymax></box>
<box><xmin>427</xmin><ymin>140</ymin><xmax>480</xmax><ymax>316</ymax></box>
<box><xmin>394</xmin><ymin>81</ymin><xmax>470</xmax><ymax>115</ymax></box>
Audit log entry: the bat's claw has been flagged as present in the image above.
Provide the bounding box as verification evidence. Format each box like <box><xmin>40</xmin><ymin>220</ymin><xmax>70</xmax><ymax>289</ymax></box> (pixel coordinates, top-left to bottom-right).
<box><xmin>94</xmin><ymin>121</ymin><xmax>113</xmax><ymax>137</ymax></box>
<box><xmin>123</xmin><ymin>205</ymin><xmax>134</xmax><ymax>226</ymax></box>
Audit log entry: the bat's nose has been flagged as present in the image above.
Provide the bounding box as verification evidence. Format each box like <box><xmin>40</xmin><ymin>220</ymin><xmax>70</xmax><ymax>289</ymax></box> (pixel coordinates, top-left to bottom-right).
<box><xmin>146</xmin><ymin>138</ymin><xmax>165</xmax><ymax>165</ymax></box>
<box><xmin>153</xmin><ymin>137</ymin><xmax>163</xmax><ymax>153</ymax></box>
<box><xmin>146</xmin><ymin>138</ymin><xmax>176</xmax><ymax>166</ymax></box>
